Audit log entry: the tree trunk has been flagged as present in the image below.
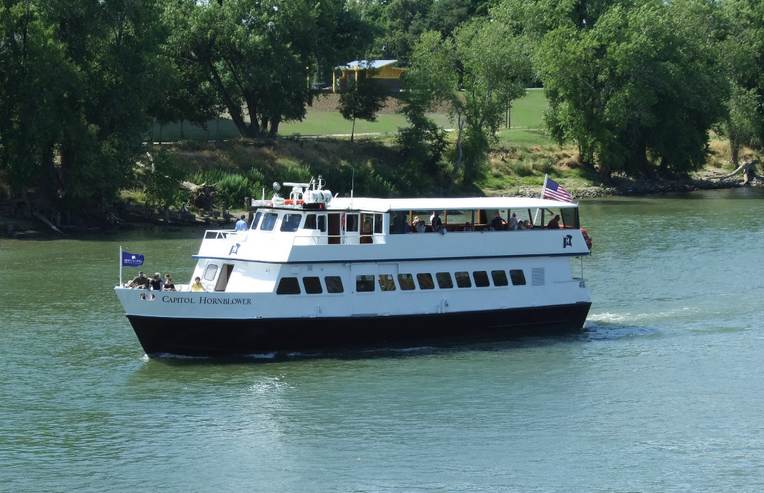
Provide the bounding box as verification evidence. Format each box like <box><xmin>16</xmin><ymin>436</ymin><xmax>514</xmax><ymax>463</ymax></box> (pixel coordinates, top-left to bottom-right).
<box><xmin>455</xmin><ymin>113</ymin><xmax>464</xmax><ymax>166</ymax></box>
<box><xmin>730</xmin><ymin>133</ymin><xmax>740</xmax><ymax>166</ymax></box>
<box><xmin>350</xmin><ymin>117</ymin><xmax>356</xmax><ymax>143</ymax></box>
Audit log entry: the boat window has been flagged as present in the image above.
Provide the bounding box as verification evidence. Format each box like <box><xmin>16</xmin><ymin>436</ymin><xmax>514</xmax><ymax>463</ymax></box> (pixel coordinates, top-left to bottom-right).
<box><xmin>317</xmin><ymin>215</ymin><xmax>326</xmax><ymax>232</ymax></box>
<box><xmin>251</xmin><ymin>211</ymin><xmax>263</xmax><ymax>230</ymax></box>
<box><xmin>302</xmin><ymin>276</ymin><xmax>322</xmax><ymax>294</ymax></box>
<box><xmin>561</xmin><ymin>208</ymin><xmax>578</xmax><ymax>228</ymax></box>
<box><xmin>390</xmin><ymin>212</ymin><xmax>409</xmax><ymax>234</ymax></box>
<box><xmin>276</xmin><ymin>277</ymin><xmax>301</xmax><ymax>294</ymax></box>
<box><xmin>325</xmin><ymin>276</ymin><xmax>344</xmax><ymax>293</ymax></box>
<box><xmin>532</xmin><ymin>268</ymin><xmax>545</xmax><ymax>286</ymax></box>
<box><xmin>473</xmin><ymin>271</ymin><xmax>490</xmax><ymax>287</ymax></box>
<box><xmin>455</xmin><ymin>271</ymin><xmax>472</xmax><ymax>288</ymax></box>
<box><xmin>509</xmin><ymin>269</ymin><xmax>527</xmax><ymax>286</ymax></box>
<box><xmin>356</xmin><ymin>275</ymin><xmax>375</xmax><ymax>292</ymax></box>
<box><xmin>436</xmin><ymin>272</ymin><xmax>453</xmax><ymax>289</ymax></box>
<box><xmin>345</xmin><ymin>214</ymin><xmax>359</xmax><ymax>232</ymax></box>
<box><xmin>416</xmin><ymin>273</ymin><xmax>435</xmax><ymax>290</ymax></box>
<box><xmin>378</xmin><ymin>274</ymin><xmax>396</xmax><ymax>291</ymax></box>
<box><xmin>398</xmin><ymin>273</ymin><xmax>416</xmax><ymax>290</ymax></box>
<box><xmin>260</xmin><ymin>213</ymin><xmax>278</xmax><ymax>231</ymax></box>
<box><xmin>304</xmin><ymin>214</ymin><xmax>316</xmax><ymax>229</ymax></box>
<box><xmin>203</xmin><ymin>264</ymin><xmax>218</xmax><ymax>281</ymax></box>
<box><xmin>374</xmin><ymin>214</ymin><xmax>383</xmax><ymax>234</ymax></box>
<box><xmin>491</xmin><ymin>270</ymin><xmax>508</xmax><ymax>286</ymax></box>
<box><xmin>281</xmin><ymin>213</ymin><xmax>302</xmax><ymax>232</ymax></box>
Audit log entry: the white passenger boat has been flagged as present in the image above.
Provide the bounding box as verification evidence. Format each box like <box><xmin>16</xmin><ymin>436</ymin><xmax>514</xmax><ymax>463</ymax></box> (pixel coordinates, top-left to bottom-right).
<box><xmin>114</xmin><ymin>177</ymin><xmax>592</xmax><ymax>357</ymax></box>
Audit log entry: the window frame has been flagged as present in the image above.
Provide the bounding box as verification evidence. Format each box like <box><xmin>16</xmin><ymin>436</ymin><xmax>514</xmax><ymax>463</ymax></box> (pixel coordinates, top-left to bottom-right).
<box><xmin>436</xmin><ymin>272</ymin><xmax>454</xmax><ymax>289</ymax></box>
<box><xmin>325</xmin><ymin>276</ymin><xmax>344</xmax><ymax>294</ymax></box>
<box><xmin>302</xmin><ymin>276</ymin><xmax>323</xmax><ymax>294</ymax></box>
<box><xmin>280</xmin><ymin>213</ymin><xmax>303</xmax><ymax>232</ymax></box>
<box><xmin>473</xmin><ymin>271</ymin><xmax>490</xmax><ymax>288</ymax></box>
<box><xmin>276</xmin><ymin>277</ymin><xmax>301</xmax><ymax>295</ymax></box>
<box><xmin>509</xmin><ymin>269</ymin><xmax>527</xmax><ymax>286</ymax></box>
<box><xmin>356</xmin><ymin>274</ymin><xmax>375</xmax><ymax>292</ymax></box>
<box><xmin>397</xmin><ymin>273</ymin><xmax>416</xmax><ymax>291</ymax></box>
<box><xmin>455</xmin><ymin>271</ymin><xmax>472</xmax><ymax>288</ymax></box>
<box><xmin>416</xmin><ymin>273</ymin><xmax>435</xmax><ymax>290</ymax></box>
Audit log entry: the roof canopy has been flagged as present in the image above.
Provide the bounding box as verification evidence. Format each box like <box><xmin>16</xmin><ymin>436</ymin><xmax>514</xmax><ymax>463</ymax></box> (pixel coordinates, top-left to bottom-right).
<box><xmin>328</xmin><ymin>197</ymin><xmax>578</xmax><ymax>213</ymax></box>
<box><xmin>336</xmin><ymin>59</ymin><xmax>398</xmax><ymax>70</ymax></box>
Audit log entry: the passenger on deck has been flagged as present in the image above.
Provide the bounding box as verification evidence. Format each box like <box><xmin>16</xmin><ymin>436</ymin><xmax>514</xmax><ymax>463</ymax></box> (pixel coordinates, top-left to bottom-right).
<box><xmin>234</xmin><ymin>215</ymin><xmax>248</xmax><ymax>231</ymax></box>
<box><xmin>163</xmin><ymin>274</ymin><xmax>176</xmax><ymax>291</ymax></box>
<box><xmin>430</xmin><ymin>211</ymin><xmax>443</xmax><ymax>232</ymax></box>
<box><xmin>191</xmin><ymin>276</ymin><xmax>205</xmax><ymax>292</ymax></box>
<box><xmin>149</xmin><ymin>272</ymin><xmax>163</xmax><ymax>291</ymax></box>
<box><xmin>490</xmin><ymin>212</ymin><xmax>507</xmax><ymax>231</ymax></box>
<box><xmin>509</xmin><ymin>213</ymin><xmax>519</xmax><ymax>230</ymax></box>
<box><xmin>414</xmin><ymin>216</ymin><xmax>426</xmax><ymax>233</ymax></box>
<box><xmin>547</xmin><ymin>214</ymin><xmax>561</xmax><ymax>229</ymax></box>
<box><xmin>128</xmin><ymin>271</ymin><xmax>149</xmax><ymax>288</ymax></box>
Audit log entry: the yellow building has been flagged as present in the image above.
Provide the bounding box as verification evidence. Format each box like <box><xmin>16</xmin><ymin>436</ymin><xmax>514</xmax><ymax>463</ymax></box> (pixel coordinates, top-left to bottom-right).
<box><xmin>332</xmin><ymin>60</ymin><xmax>406</xmax><ymax>94</ymax></box>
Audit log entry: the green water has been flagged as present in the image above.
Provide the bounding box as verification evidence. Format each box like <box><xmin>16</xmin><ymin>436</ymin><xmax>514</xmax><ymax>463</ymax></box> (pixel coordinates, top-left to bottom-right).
<box><xmin>1</xmin><ymin>188</ymin><xmax>763</xmax><ymax>491</ymax></box>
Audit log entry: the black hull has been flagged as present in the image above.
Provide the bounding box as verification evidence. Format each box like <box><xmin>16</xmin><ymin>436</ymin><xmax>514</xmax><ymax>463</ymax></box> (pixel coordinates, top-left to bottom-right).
<box><xmin>126</xmin><ymin>302</ymin><xmax>591</xmax><ymax>357</ymax></box>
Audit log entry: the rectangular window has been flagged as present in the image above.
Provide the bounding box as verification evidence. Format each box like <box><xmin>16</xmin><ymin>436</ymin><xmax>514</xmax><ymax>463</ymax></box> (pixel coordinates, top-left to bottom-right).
<box><xmin>345</xmin><ymin>214</ymin><xmax>359</xmax><ymax>232</ymax></box>
<box><xmin>398</xmin><ymin>273</ymin><xmax>416</xmax><ymax>290</ymax></box>
<box><xmin>251</xmin><ymin>211</ymin><xmax>263</xmax><ymax>230</ymax></box>
<box><xmin>276</xmin><ymin>277</ymin><xmax>300</xmax><ymax>294</ymax></box>
<box><xmin>378</xmin><ymin>274</ymin><xmax>396</xmax><ymax>291</ymax></box>
<box><xmin>302</xmin><ymin>276</ymin><xmax>322</xmax><ymax>294</ymax></box>
<box><xmin>280</xmin><ymin>213</ymin><xmax>302</xmax><ymax>232</ymax></box>
<box><xmin>325</xmin><ymin>276</ymin><xmax>344</xmax><ymax>293</ymax></box>
<box><xmin>203</xmin><ymin>264</ymin><xmax>219</xmax><ymax>281</ymax></box>
<box><xmin>473</xmin><ymin>271</ymin><xmax>490</xmax><ymax>287</ymax></box>
<box><xmin>260</xmin><ymin>213</ymin><xmax>278</xmax><ymax>231</ymax></box>
<box><xmin>304</xmin><ymin>214</ymin><xmax>316</xmax><ymax>229</ymax></box>
<box><xmin>455</xmin><ymin>271</ymin><xmax>472</xmax><ymax>288</ymax></box>
<box><xmin>491</xmin><ymin>270</ymin><xmax>508</xmax><ymax>286</ymax></box>
<box><xmin>416</xmin><ymin>273</ymin><xmax>435</xmax><ymax>290</ymax></box>
<box><xmin>436</xmin><ymin>272</ymin><xmax>453</xmax><ymax>289</ymax></box>
<box><xmin>317</xmin><ymin>215</ymin><xmax>326</xmax><ymax>232</ymax></box>
<box><xmin>374</xmin><ymin>214</ymin><xmax>383</xmax><ymax>234</ymax></box>
<box><xmin>356</xmin><ymin>275</ymin><xmax>375</xmax><ymax>292</ymax></box>
<box><xmin>509</xmin><ymin>269</ymin><xmax>527</xmax><ymax>286</ymax></box>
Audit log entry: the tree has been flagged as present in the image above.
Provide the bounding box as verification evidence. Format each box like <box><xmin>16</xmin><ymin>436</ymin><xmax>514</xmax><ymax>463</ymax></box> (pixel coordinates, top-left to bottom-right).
<box><xmin>164</xmin><ymin>0</ymin><xmax>373</xmax><ymax>138</ymax></box>
<box><xmin>337</xmin><ymin>69</ymin><xmax>387</xmax><ymax>142</ymax></box>
<box><xmin>533</xmin><ymin>0</ymin><xmax>728</xmax><ymax>176</ymax></box>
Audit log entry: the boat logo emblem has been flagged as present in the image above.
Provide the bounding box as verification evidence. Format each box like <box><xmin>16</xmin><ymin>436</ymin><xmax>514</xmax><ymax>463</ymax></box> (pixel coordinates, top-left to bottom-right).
<box><xmin>229</xmin><ymin>243</ymin><xmax>241</xmax><ymax>255</ymax></box>
<box><xmin>563</xmin><ymin>235</ymin><xmax>573</xmax><ymax>248</ymax></box>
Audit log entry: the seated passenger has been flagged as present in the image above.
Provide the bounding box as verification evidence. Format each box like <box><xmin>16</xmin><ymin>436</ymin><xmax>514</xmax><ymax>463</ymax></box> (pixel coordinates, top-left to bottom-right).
<box><xmin>128</xmin><ymin>271</ymin><xmax>149</xmax><ymax>288</ymax></box>
<box><xmin>149</xmin><ymin>272</ymin><xmax>163</xmax><ymax>291</ymax></box>
<box><xmin>547</xmin><ymin>214</ymin><xmax>561</xmax><ymax>229</ymax></box>
<box><xmin>430</xmin><ymin>211</ymin><xmax>443</xmax><ymax>232</ymax></box>
<box><xmin>414</xmin><ymin>216</ymin><xmax>426</xmax><ymax>233</ymax></box>
<box><xmin>191</xmin><ymin>276</ymin><xmax>205</xmax><ymax>292</ymax></box>
<box><xmin>490</xmin><ymin>212</ymin><xmax>507</xmax><ymax>231</ymax></box>
<box><xmin>163</xmin><ymin>274</ymin><xmax>176</xmax><ymax>291</ymax></box>
<box><xmin>509</xmin><ymin>213</ymin><xmax>519</xmax><ymax>230</ymax></box>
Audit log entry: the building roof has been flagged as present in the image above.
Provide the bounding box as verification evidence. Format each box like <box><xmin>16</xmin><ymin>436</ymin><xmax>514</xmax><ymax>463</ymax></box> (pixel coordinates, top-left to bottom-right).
<box><xmin>328</xmin><ymin>196</ymin><xmax>578</xmax><ymax>213</ymax></box>
<box><xmin>336</xmin><ymin>59</ymin><xmax>398</xmax><ymax>70</ymax></box>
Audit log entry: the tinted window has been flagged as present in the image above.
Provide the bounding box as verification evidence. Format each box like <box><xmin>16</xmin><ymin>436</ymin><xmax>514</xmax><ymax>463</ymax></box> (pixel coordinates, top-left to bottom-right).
<box><xmin>251</xmin><ymin>211</ymin><xmax>263</xmax><ymax>230</ymax></box>
<box><xmin>281</xmin><ymin>214</ymin><xmax>302</xmax><ymax>232</ymax></box>
<box><xmin>398</xmin><ymin>273</ymin><xmax>415</xmax><ymax>290</ymax></box>
<box><xmin>203</xmin><ymin>264</ymin><xmax>218</xmax><ymax>281</ymax></box>
<box><xmin>378</xmin><ymin>274</ymin><xmax>396</xmax><ymax>291</ymax></box>
<box><xmin>260</xmin><ymin>213</ymin><xmax>278</xmax><ymax>231</ymax></box>
<box><xmin>417</xmin><ymin>273</ymin><xmax>435</xmax><ymax>290</ymax></box>
<box><xmin>276</xmin><ymin>277</ymin><xmax>300</xmax><ymax>294</ymax></box>
<box><xmin>374</xmin><ymin>214</ymin><xmax>383</xmax><ymax>234</ymax></box>
<box><xmin>436</xmin><ymin>272</ymin><xmax>453</xmax><ymax>289</ymax></box>
<box><xmin>302</xmin><ymin>276</ymin><xmax>322</xmax><ymax>294</ymax></box>
<box><xmin>317</xmin><ymin>215</ymin><xmax>326</xmax><ymax>232</ymax></box>
<box><xmin>304</xmin><ymin>214</ymin><xmax>316</xmax><ymax>229</ymax></box>
<box><xmin>346</xmin><ymin>214</ymin><xmax>359</xmax><ymax>232</ymax></box>
<box><xmin>455</xmin><ymin>271</ymin><xmax>471</xmax><ymax>288</ymax></box>
<box><xmin>491</xmin><ymin>270</ymin><xmax>508</xmax><ymax>286</ymax></box>
<box><xmin>325</xmin><ymin>276</ymin><xmax>344</xmax><ymax>293</ymax></box>
<box><xmin>356</xmin><ymin>275</ymin><xmax>375</xmax><ymax>292</ymax></box>
<box><xmin>473</xmin><ymin>271</ymin><xmax>490</xmax><ymax>287</ymax></box>
<box><xmin>510</xmin><ymin>269</ymin><xmax>527</xmax><ymax>286</ymax></box>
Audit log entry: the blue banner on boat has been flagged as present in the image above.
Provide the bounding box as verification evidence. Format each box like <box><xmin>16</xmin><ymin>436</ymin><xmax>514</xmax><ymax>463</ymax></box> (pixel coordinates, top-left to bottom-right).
<box><xmin>121</xmin><ymin>251</ymin><xmax>144</xmax><ymax>267</ymax></box>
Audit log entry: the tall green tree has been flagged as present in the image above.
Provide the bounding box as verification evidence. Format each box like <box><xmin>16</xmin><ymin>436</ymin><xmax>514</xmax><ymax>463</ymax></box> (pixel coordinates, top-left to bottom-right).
<box><xmin>337</xmin><ymin>69</ymin><xmax>387</xmax><ymax>142</ymax></box>
<box><xmin>164</xmin><ymin>0</ymin><xmax>372</xmax><ymax>138</ymax></box>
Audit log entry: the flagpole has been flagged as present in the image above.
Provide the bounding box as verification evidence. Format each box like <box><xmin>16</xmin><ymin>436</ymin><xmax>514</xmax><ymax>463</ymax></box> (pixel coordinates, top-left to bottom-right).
<box><xmin>119</xmin><ymin>246</ymin><xmax>123</xmax><ymax>287</ymax></box>
<box><xmin>534</xmin><ymin>174</ymin><xmax>548</xmax><ymax>226</ymax></box>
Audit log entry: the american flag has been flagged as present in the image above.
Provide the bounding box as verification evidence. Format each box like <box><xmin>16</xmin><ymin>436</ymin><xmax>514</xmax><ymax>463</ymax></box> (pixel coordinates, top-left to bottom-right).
<box><xmin>542</xmin><ymin>177</ymin><xmax>573</xmax><ymax>202</ymax></box>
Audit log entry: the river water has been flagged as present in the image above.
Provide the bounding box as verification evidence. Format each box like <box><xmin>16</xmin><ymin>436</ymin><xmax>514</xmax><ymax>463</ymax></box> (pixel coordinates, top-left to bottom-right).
<box><xmin>1</xmin><ymin>188</ymin><xmax>763</xmax><ymax>492</ymax></box>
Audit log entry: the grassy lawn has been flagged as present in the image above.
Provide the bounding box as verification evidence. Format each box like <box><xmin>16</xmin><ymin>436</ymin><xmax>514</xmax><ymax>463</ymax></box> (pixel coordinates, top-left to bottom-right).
<box><xmin>148</xmin><ymin>88</ymin><xmax>551</xmax><ymax>142</ymax></box>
